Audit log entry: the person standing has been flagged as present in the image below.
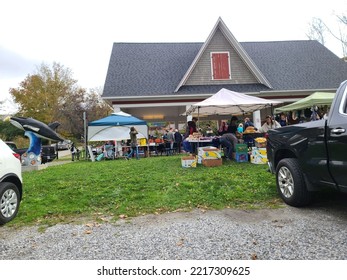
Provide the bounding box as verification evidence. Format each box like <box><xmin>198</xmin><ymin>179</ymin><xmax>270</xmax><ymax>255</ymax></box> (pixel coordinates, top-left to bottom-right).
<box><xmin>244</xmin><ymin>117</ymin><xmax>255</xmax><ymax>130</ymax></box>
<box><xmin>219</xmin><ymin>133</ymin><xmax>238</xmax><ymax>161</ymax></box>
<box><xmin>167</xmin><ymin>127</ymin><xmax>175</xmax><ymax>155</ymax></box>
<box><xmin>218</xmin><ymin>121</ymin><xmax>228</xmax><ymax>135</ymax></box>
<box><xmin>205</xmin><ymin>124</ymin><xmax>214</xmax><ymax>137</ymax></box>
<box><xmin>128</xmin><ymin>127</ymin><xmax>139</xmax><ymax>159</ymax></box>
<box><xmin>279</xmin><ymin>113</ymin><xmax>288</xmax><ymax>126</ymax></box>
<box><xmin>183</xmin><ymin>117</ymin><xmax>198</xmax><ymax>154</ymax></box>
<box><xmin>258</xmin><ymin>115</ymin><xmax>281</xmax><ymax>133</ymax></box>
<box><xmin>70</xmin><ymin>142</ymin><xmax>76</xmax><ymax>161</ymax></box>
<box><xmin>227</xmin><ymin>116</ymin><xmax>238</xmax><ymax>134</ymax></box>
<box><xmin>237</xmin><ymin>123</ymin><xmax>244</xmax><ymax>134</ymax></box>
<box><xmin>174</xmin><ymin>129</ymin><xmax>183</xmax><ymax>154</ymax></box>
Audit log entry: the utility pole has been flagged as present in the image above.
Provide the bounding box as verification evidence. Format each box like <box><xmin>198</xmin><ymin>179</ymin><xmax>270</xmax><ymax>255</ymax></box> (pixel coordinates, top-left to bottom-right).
<box><xmin>83</xmin><ymin>111</ymin><xmax>88</xmax><ymax>160</ymax></box>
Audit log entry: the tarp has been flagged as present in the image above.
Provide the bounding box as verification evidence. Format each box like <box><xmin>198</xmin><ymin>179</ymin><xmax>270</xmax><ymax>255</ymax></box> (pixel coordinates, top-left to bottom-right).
<box><xmin>182</xmin><ymin>88</ymin><xmax>282</xmax><ymax>116</ymax></box>
<box><xmin>88</xmin><ymin>111</ymin><xmax>148</xmax><ymax>141</ymax></box>
<box><xmin>274</xmin><ymin>92</ymin><xmax>335</xmax><ymax>113</ymax></box>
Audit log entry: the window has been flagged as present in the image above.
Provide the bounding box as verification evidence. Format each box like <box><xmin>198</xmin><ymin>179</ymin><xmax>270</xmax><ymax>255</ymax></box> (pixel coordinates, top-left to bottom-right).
<box><xmin>211</xmin><ymin>52</ymin><xmax>230</xmax><ymax>80</ymax></box>
<box><xmin>341</xmin><ymin>88</ymin><xmax>347</xmax><ymax>114</ymax></box>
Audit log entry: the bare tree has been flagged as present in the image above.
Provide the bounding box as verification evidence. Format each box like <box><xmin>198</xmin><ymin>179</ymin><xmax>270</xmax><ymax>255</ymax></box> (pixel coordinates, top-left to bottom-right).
<box><xmin>307</xmin><ymin>17</ymin><xmax>326</xmax><ymax>45</ymax></box>
<box><xmin>56</xmin><ymin>87</ymin><xmax>113</xmax><ymax>139</ymax></box>
<box><xmin>307</xmin><ymin>13</ymin><xmax>347</xmax><ymax>58</ymax></box>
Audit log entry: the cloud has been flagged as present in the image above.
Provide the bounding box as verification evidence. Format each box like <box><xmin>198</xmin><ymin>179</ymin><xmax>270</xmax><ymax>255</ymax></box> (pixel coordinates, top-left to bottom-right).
<box><xmin>0</xmin><ymin>46</ymin><xmax>38</xmax><ymax>79</ymax></box>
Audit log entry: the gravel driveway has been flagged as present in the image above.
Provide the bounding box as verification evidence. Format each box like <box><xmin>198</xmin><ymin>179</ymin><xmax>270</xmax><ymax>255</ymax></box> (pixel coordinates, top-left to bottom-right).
<box><xmin>1</xmin><ymin>196</ymin><xmax>347</xmax><ymax>260</ymax></box>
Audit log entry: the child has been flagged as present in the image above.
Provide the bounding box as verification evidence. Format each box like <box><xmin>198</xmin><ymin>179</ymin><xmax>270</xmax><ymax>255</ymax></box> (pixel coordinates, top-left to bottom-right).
<box><xmin>237</xmin><ymin>123</ymin><xmax>244</xmax><ymax>134</ymax></box>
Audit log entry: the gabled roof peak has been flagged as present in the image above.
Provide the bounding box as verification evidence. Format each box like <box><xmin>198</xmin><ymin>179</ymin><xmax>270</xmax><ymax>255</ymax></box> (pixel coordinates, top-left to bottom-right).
<box><xmin>174</xmin><ymin>17</ymin><xmax>272</xmax><ymax>92</ymax></box>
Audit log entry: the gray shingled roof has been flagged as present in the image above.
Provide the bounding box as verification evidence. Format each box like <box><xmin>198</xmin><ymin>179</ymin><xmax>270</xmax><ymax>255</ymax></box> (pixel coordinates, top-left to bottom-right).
<box><xmin>103</xmin><ymin>40</ymin><xmax>347</xmax><ymax>98</ymax></box>
<box><xmin>103</xmin><ymin>43</ymin><xmax>201</xmax><ymax>97</ymax></box>
<box><xmin>242</xmin><ymin>40</ymin><xmax>347</xmax><ymax>90</ymax></box>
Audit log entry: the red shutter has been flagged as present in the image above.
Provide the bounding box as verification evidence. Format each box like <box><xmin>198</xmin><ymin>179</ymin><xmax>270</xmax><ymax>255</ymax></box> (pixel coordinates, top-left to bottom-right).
<box><xmin>212</xmin><ymin>53</ymin><xmax>230</xmax><ymax>79</ymax></box>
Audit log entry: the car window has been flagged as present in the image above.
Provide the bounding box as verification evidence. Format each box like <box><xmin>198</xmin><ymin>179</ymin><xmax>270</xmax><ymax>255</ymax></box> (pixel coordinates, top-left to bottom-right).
<box><xmin>6</xmin><ymin>143</ymin><xmax>16</xmax><ymax>151</ymax></box>
<box><xmin>340</xmin><ymin>86</ymin><xmax>347</xmax><ymax>114</ymax></box>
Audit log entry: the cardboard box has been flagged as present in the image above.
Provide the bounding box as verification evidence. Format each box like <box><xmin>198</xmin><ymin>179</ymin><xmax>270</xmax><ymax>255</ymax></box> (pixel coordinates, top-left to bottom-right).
<box><xmin>235</xmin><ymin>152</ymin><xmax>248</xmax><ymax>163</ymax></box>
<box><xmin>198</xmin><ymin>147</ymin><xmax>221</xmax><ymax>158</ymax></box>
<box><xmin>139</xmin><ymin>138</ymin><xmax>147</xmax><ymax>146</ymax></box>
<box><xmin>251</xmin><ymin>147</ymin><xmax>268</xmax><ymax>164</ymax></box>
<box><xmin>202</xmin><ymin>158</ymin><xmax>222</xmax><ymax>167</ymax></box>
<box><xmin>181</xmin><ymin>156</ymin><xmax>197</xmax><ymax>168</ymax></box>
<box><xmin>198</xmin><ymin>146</ymin><xmax>221</xmax><ymax>164</ymax></box>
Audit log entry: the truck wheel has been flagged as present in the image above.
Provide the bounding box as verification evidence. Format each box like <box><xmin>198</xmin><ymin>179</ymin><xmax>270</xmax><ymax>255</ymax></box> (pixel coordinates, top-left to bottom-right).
<box><xmin>276</xmin><ymin>158</ymin><xmax>311</xmax><ymax>207</ymax></box>
<box><xmin>0</xmin><ymin>182</ymin><xmax>20</xmax><ymax>225</ymax></box>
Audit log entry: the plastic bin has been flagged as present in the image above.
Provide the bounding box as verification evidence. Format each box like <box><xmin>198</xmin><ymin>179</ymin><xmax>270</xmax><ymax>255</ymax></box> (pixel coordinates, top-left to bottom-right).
<box><xmin>235</xmin><ymin>152</ymin><xmax>248</xmax><ymax>163</ymax></box>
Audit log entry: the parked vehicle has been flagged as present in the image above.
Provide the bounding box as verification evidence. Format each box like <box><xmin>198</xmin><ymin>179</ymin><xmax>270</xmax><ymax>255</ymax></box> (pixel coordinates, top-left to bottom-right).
<box><xmin>52</xmin><ymin>140</ymin><xmax>72</xmax><ymax>151</ymax></box>
<box><xmin>4</xmin><ymin>141</ymin><xmax>18</xmax><ymax>153</ymax></box>
<box><xmin>267</xmin><ymin>80</ymin><xmax>347</xmax><ymax>206</ymax></box>
<box><xmin>40</xmin><ymin>146</ymin><xmax>57</xmax><ymax>163</ymax></box>
<box><xmin>5</xmin><ymin>141</ymin><xmax>57</xmax><ymax>164</ymax></box>
<box><xmin>0</xmin><ymin>139</ymin><xmax>23</xmax><ymax>225</ymax></box>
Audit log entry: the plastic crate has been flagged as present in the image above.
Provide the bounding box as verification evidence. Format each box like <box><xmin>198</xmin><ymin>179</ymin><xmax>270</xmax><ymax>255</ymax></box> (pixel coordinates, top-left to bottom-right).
<box><xmin>235</xmin><ymin>144</ymin><xmax>248</xmax><ymax>153</ymax></box>
<box><xmin>235</xmin><ymin>152</ymin><xmax>248</xmax><ymax>163</ymax></box>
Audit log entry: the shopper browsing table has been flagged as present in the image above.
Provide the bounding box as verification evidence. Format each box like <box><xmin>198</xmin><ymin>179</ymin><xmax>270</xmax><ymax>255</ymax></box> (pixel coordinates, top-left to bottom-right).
<box><xmin>219</xmin><ymin>133</ymin><xmax>238</xmax><ymax>161</ymax></box>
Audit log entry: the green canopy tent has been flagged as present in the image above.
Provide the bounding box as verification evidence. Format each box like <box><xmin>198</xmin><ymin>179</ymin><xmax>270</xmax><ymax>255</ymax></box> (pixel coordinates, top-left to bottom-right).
<box><xmin>274</xmin><ymin>92</ymin><xmax>335</xmax><ymax>113</ymax></box>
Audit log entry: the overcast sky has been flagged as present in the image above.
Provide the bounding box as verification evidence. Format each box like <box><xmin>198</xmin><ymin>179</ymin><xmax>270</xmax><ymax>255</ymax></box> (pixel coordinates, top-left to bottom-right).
<box><xmin>1</xmin><ymin>0</ymin><xmax>346</xmax><ymax>113</ymax></box>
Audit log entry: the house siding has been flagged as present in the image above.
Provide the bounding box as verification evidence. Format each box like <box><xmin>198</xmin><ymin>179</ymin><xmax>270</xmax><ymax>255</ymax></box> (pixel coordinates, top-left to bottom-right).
<box><xmin>185</xmin><ymin>28</ymin><xmax>258</xmax><ymax>86</ymax></box>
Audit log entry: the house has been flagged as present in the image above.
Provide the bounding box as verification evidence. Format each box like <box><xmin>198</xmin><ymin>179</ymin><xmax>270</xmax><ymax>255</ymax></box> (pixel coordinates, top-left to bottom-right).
<box><xmin>102</xmin><ymin>17</ymin><xmax>347</xmax><ymax>127</ymax></box>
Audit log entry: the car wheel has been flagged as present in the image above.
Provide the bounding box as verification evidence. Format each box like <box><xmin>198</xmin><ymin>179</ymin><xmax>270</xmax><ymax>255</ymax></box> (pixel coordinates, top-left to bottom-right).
<box><xmin>276</xmin><ymin>158</ymin><xmax>311</xmax><ymax>207</ymax></box>
<box><xmin>0</xmin><ymin>182</ymin><xmax>21</xmax><ymax>225</ymax></box>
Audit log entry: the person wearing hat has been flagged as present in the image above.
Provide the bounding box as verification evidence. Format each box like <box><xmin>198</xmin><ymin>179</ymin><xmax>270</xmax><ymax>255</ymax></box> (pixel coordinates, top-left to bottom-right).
<box><xmin>258</xmin><ymin>115</ymin><xmax>281</xmax><ymax>133</ymax></box>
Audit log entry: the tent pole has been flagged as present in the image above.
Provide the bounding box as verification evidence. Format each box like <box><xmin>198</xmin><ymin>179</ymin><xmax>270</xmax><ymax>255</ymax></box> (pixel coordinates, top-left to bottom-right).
<box><xmin>197</xmin><ymin>107</ymin><xmax>200</xmax><ymax>131</ymax></box>
<box><xmin>197</xmin><ymin>107</ymin><xmax>200</xmax><ymax>155</ymax></box>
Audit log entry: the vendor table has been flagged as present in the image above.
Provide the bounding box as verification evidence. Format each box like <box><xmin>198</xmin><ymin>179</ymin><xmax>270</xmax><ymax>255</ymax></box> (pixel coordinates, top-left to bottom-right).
<box><xmin>187</xmin><ymin>137</ymin><xmax>220</xmax><ymax>154</ymax></box>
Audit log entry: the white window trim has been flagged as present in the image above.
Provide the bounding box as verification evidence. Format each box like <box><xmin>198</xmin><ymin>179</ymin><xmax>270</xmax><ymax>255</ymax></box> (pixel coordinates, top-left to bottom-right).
<box><xmin>210</xmin><ymin>51</ymin><xmax>231</xmax><ymax>80</ymax></box>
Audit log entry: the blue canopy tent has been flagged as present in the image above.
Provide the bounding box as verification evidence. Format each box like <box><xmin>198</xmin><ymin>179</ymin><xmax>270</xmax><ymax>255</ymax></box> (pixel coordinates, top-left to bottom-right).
<box><xmin>88</xmin><ymin>111</ymin><xmax>148</xmax><ymax>141</ymax></box>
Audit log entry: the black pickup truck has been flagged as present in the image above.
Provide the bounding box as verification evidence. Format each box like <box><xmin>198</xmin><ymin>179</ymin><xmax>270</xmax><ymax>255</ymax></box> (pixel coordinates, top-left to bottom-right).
<box><xmin>5</xmin><ymin>141</ymin><xmax>57</xmax><ymax>164</ymax></box>
<box><xmin>267</xmin><ymin>80</ymin><xmax>347</xmax><ymax>207</ymax></box>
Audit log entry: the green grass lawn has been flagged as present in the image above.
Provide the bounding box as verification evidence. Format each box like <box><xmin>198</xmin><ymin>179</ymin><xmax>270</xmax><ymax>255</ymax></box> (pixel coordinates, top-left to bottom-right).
<box><xmin>14</xmin><ymin>155</ymin><xmax>282</xmax><ymax>227</ymax></box>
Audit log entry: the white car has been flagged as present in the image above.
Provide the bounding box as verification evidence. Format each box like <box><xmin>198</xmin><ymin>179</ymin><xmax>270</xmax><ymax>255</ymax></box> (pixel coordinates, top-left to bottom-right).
<box><xmin>0</xmin><ymin>139</ymin><xmax>23</xmax><ymax>225</ymax></box>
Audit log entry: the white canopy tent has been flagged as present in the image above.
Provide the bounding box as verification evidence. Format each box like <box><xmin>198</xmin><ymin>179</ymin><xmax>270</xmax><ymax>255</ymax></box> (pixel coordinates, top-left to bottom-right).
<box><xmin>182</xmin><ymin>88</ymin><xmax>282</xmax><ymax>116</ymax></box>
<box><xmin>88</xmin><ymin>111</ymin><xmax>148</xmax><ymax>141</ymax></box>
